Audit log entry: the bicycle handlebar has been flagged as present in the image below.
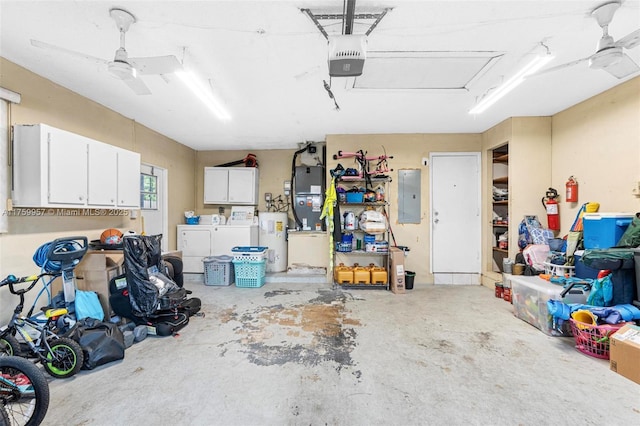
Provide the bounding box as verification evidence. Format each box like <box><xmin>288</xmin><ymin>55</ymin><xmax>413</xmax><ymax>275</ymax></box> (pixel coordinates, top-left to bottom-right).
<box><xmin>0</xmin><ymin>273</ymin><xmax>53</xmax><ymax>294</ymax></box>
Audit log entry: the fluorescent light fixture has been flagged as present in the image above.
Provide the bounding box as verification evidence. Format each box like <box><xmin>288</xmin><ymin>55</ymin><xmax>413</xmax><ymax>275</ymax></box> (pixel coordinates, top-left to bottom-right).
<box><xmin>469</xmin><ymin>53</ymin><xmax>554</xmax><ymax>114</ymax></box>
<box><xmin>176</xmin><ymin>71</ymin><xmax>231</xmax><ymax>121</ymax></box>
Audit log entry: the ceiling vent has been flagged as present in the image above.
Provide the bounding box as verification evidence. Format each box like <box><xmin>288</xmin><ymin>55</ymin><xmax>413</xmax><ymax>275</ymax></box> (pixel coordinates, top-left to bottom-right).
<box><xmin>328</xmin><ymin>35</ymin><xmax>367</xmax><ymax>77</ymax></box>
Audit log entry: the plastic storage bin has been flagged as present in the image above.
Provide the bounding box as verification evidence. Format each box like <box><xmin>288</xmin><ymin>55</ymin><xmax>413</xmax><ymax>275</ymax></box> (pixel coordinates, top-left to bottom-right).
<box><xmin>345</xmin><ymin>192</ymin><xmax>364</xmax><ymax>203</ymax></box>
<box><xmin>510</xmin><ymin>275</ymin><xmax>589</xmax><ymax>336</ymax></box>
<box><xmin>231</xmin><ymin>246</ymin><xmax>267</xmax><ymax>262</ymax></box>
<box><xmin>203</xmin><ymin>255</ymin><xmax>234</xmax><ymax>286</ymax></box>
<box><xmin>232</xmin><ymin>259</ymin><xmax>266</xmax><ymax>288</ymax></box>
<box><xmin>580</xmin><ymin>249</ymin><xmax>637</xmax><ymax>305</ymax></box>
<box><xmin>583</xmin><ymin>213</ymin><xmax>633</xmax><ymax>249</ymax></box>
<box><xmin>574</xmin><ymin>250</ymin><xmax>599</xmax><ymax>279</ymax></box>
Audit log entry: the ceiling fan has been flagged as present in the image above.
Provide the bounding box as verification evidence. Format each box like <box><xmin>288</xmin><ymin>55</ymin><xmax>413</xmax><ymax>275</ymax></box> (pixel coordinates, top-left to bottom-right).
<box><xmin>31</xmin><ymin>8</ymin><xmax>182</xmax><ymax>95</ymax></box>
<box><xmin>537</xmin><ymin>0</ymin><xmax>640</xmax><ymax>79</ymax></box>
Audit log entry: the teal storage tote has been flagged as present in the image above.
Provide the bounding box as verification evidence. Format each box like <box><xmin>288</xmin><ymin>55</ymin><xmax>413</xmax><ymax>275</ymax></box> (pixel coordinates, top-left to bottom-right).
<box><xmin>232</xmin><ymin>258</ymin><xmax>266</xmax><ymax>288</ymax></box>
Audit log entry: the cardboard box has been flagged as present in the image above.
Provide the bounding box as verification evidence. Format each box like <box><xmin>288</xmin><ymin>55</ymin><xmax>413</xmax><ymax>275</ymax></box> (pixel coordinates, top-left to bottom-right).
<box><xmin>74</xmin><ymin>251</ymin><xmax>124</xmax><ymax>318</ymax></box>
<box><xmin>389</xmin><ymin>247</ymin><xmax>405</xmax><ymax>294</ymax></box>
<box><xmin>610</xmin><ymin>323</ymin><xmax>640</xmax><ymax>385</ymax></box>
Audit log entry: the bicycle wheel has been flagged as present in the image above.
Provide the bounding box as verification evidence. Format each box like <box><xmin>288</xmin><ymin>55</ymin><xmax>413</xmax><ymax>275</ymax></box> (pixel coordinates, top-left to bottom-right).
<box><xmin>0</xmin><ymin>335</ymin><xmax>23</xmax><ymax>357</ymax></box>
<box><xmin>0</xmin><ymin>355</ymin><xmax>50</xmax><ymax>426</ymax></box>
<box><xmin>0</xmin><ymin>403</ymin><xmax>10</xmax><ymax>426</ymax></box>
<box><xmin>42</xmin><ymin>338</ymin><xmax>83</xmax><ymax>379</ymax></box>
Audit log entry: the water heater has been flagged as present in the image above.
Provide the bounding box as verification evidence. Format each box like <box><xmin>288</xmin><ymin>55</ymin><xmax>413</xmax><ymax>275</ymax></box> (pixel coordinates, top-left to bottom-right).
<box><xmin>258</xmin><ymin>212</ymin><xmax>288</xmax><ymax>272</ymax></box>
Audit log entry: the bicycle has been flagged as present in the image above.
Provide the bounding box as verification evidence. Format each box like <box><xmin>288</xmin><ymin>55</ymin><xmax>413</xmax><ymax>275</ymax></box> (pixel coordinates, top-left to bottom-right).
<box><xmin>0</xmin><ymin>355</ymin><xmax>50</xmax><ymax>426</ymax></box>
<box><xmin>0</xmin><ymin>236</ymin><xmax>88</xmax><ymax>379</ymax></box>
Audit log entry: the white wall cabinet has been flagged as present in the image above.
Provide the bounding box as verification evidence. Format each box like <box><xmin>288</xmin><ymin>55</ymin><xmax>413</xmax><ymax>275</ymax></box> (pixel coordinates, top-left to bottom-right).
<box><xmin>88</xmin><ymin>141</ymin><xmax>118</xmax><ymax>206</ymax></box>
<box><xmin>204</xmin><ymin>167</ymin><xmax>259</xmax><ymax>205</ymax></box>
<box><xmin>12</xmin><ymin>124</ymin><xmax>140</xmax><ymax>208</ymax></box>
<box><xmin>116</xmin><ymin>148</ymin><xmax>142</xmax><ymax>207</ymax></box>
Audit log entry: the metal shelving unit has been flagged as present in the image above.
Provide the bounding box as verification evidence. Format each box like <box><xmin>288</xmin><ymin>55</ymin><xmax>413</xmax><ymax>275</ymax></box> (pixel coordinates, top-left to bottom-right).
<box><xmin>333</xmin><ymin>176</ymin><xmax>392</xmax><ymax>290</ymax></box>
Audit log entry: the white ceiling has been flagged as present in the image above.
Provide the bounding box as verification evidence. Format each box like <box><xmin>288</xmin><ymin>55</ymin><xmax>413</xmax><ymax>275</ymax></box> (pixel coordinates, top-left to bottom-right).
<box><xmin>1</xmin><ymin>0</ymin><xmax>639</xmax><ymax>151</ymax></box>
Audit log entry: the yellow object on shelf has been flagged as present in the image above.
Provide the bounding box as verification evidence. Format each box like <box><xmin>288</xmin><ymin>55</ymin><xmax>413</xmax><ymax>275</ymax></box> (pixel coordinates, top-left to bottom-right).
<box><xmin>334</xmin><ymin>263</ymin><xmax>353</xmax><ymax>284</ymax></box>
<box><xmin>369</xmin><ymin>264</ymin><xmax>387</xmax><ymax>284</ymax></box>
<box><xmin>353</xmin><ymin>265</ymin><xmax>370</xmax><ymax>284</ymax></box>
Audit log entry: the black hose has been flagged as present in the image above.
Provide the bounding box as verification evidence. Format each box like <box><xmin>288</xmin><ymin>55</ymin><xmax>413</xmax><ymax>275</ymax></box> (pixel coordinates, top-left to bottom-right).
<box><xmin>290</xmin><ymin>143</ymin><xmax>312</xmax><ymax>230</ymax></box>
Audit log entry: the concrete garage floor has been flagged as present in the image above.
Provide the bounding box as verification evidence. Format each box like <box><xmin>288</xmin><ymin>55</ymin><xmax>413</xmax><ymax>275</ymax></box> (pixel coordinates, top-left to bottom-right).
<box><xmin>44</xmin><ymin>281</ymin><xmax>639</xmax><ymax>426</ymax></box>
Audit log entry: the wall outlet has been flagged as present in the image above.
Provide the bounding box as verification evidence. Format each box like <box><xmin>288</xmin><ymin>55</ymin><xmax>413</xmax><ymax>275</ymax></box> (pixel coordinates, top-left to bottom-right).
<box><xmin>265</xmin><ymin>192</ymin><xmax>272</xmax><ymax>202</ymax></box>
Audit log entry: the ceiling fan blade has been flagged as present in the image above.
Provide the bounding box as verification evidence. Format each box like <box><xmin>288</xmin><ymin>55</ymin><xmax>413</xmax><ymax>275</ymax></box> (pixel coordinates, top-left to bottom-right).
<box><xmin>602</xmin><ymin>53</ymin><xmax>640</xmax><ymax>79</ymax></box>
<box><xmin>122</xmin><ymin>76</ymin><xmax>152</xmax><ymax>95</ymax></box>
<box><xmin>30</xmin><ymin>39</ymin><xmax>108</xmax><ymax>65</ymax></box>
<box><xmin>527</xmin><ymin>56</ymin><xmax>590</xmax><ymax>78</ymax></box>
<box><xmin>128</xmin><ymin>55</ymin><xmax>182</xmax><ymax>75</ymax></box>
<box><xmin>615</xmin><ymin>28</ymin><xmax>640</xmax><ymax>50</ymax></box>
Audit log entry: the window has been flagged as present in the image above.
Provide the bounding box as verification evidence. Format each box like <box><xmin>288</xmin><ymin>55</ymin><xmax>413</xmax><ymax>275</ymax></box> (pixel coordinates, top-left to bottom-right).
<box><xmin>140</xmin><ymin>173</ymin><xmax>158</xmax><ymax>210</ymax></box>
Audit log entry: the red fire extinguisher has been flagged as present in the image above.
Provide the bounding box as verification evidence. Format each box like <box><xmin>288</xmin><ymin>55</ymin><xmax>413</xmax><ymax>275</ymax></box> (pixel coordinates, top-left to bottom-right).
<box><xmin>566</xmin><ymin>176</ymin><xmax>578</xmax><ymax>203</ymax></box>
<box><xmin>542</xmin><ymin>188</ymin><xmax>560</xmax><ymax>231</ymax></box>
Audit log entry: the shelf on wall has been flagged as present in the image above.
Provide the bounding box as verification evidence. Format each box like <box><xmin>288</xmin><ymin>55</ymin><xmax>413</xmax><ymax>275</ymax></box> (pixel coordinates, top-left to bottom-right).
<box><xmin>492</xmin><ymin>247</ymin><xmax>508</xmax><ymax>254</ymax></box>
<box><xmin>493</xmin><ymin>154</ymin><xmax>509</xmax><ymax>163</ymax></box>
<box><xmin>493</xmin><ymin>176</ymin><xmax>508</xmax><ymax>184</ymax></box>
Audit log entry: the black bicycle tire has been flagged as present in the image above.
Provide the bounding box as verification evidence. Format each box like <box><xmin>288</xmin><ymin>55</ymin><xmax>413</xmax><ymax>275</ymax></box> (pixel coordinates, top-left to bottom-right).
<box><xmin>0</xmin><ymin>355</ymin><xmax>50</xmax><ymax>426</ymax></box>
<box><xmin>42</xmin><ymin>338</ymin><xmax>83</xmax><ymax>379</ymax></box>
<box><xmin>0</xmin><ymin>403</ymin><xmax>10</xmax><ymax>426</ymax></box>
<box><xmin>0</xmin><ymin>335</ymin><xmax>23</xmax><ymax>357</ymax></box>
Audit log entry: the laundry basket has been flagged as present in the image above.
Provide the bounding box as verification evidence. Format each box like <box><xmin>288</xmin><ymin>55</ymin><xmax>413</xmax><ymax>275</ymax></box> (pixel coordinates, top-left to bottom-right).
<box><xmin>569</xmin><ymin>319</ymin><xmax>629</xmax><ymax>359</ymax></box>
<box><xmin>203</xmin><ymin>255</ymin><xmax>234</xmax><ymax>286</ymax></box>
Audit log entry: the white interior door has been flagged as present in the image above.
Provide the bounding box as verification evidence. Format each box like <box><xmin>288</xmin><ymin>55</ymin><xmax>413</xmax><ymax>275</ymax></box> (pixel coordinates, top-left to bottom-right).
<box><xmin>430</xmin><ymin>152</ymin><xmax>481</xmax><ymax>283</ymax></box>
<box><xmin>140</xmin><ymin>164</ymin><xmax>168</xmax><ymax>252</ymax></box>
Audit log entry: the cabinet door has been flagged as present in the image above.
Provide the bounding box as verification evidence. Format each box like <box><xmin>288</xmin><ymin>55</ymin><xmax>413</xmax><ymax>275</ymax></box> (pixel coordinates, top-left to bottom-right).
<box><xmin>116</xmin><ymin>149</ymin><xmax>141</xmax><ymax>207</ymax></box>
<box><xmin>87</xmin><ymin>142</ymin><xmax>117</xmax><ymax>206</ymax></box>
<box><xmin>178</xmin><ymin>226</ymin><xmax>213</xmax><ymax>256</ymax></box>
<box><xmin>228</xmin><ymin>168</ymin><xmax>257</xmax><ymax>204</ymax></box>
<box><xmin>48</xmin><ymin>129</ymin><xmax>88</xmax><ymax>205</ymax></box>
<box><xmin>204</xmin><ymin>167</ymin><xmax>229</xmax><ymax>204</ymax></box>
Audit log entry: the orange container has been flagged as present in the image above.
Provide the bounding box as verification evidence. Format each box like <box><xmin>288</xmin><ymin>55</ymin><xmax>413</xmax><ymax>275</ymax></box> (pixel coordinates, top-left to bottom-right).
<box><xmin>353</xmin><ymin>265</ymin><xmax>370</xmax><ymax>284</ymax></box>
<box><xmin>369</xmin><ymin>264</ymin><xmax>387</xmax><ymax>284</ymax></box>
<box><xmin>334</xmin><ymin>263</ymin><xmax>353</xmax><ymax>284</ymax></box>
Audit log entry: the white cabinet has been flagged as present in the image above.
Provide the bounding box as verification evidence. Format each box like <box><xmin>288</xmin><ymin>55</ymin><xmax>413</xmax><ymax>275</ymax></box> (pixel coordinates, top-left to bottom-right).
<box><xmin>12</xmin><ymin>124</ymin><xmax>140</xmax><ymax>208</ymax></box>
<box><xmin>204</xmin><ymin>167</ymin><xmax>259</xmax><ymax>205</ymax></box>
<box><xmin>177</xmin><ymin>224</ymin><xmax>259</xmax><ymax>273</ymax></box>
<box><xmin>13</xmin><ymin>124</ymin><xmax>89</xmax><ymax>207</ymax></box>
<box><xmin>116</xmin><ymin>148</ymin><xmax>141</xmax><ymax>207</ymax></box>
<box><xmin>88</xmin><ymin>141</ymin><xmax>117</xmax><ymax>206</ymax></box>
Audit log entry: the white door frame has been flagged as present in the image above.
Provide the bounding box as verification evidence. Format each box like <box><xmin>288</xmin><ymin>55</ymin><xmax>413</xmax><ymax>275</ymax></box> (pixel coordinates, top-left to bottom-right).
<box><xmin>141</xmin><ymin>163</ymin><xmax>169</xmax><ymax>252</ymax></box>
<box><xmin>429</xmin><ymin>152</ymin><xmax>481</xmax><ymax>281</ymax></box>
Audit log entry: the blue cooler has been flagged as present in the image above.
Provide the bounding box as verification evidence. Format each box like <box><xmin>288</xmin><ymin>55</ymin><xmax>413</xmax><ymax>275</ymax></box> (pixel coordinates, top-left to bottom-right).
<box><xmin>583</xmin><ymin>213</ymin><xmax>633</xmax><ymax>249</ymax></box>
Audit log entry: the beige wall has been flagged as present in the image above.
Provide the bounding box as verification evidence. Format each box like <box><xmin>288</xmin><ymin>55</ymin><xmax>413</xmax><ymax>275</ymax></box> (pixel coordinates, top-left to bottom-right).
<box><xmin>195</xmin><ymin>148</ymin><xmax>297</xmax><ymax>223</ymax></box>
<box><xmin>551</xmin><ymin>77</ymin><xmax>640</xmax><ymax>227</ymax></box>
<box><xmin>1</xmin><ymin>58</ymin><xmax>196</xmax><ymax>319</ymax></box>
<box><xmin>326</xmin><ymin>134</ymin><xmax>482</xmax><ymax>282</ymax></box>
